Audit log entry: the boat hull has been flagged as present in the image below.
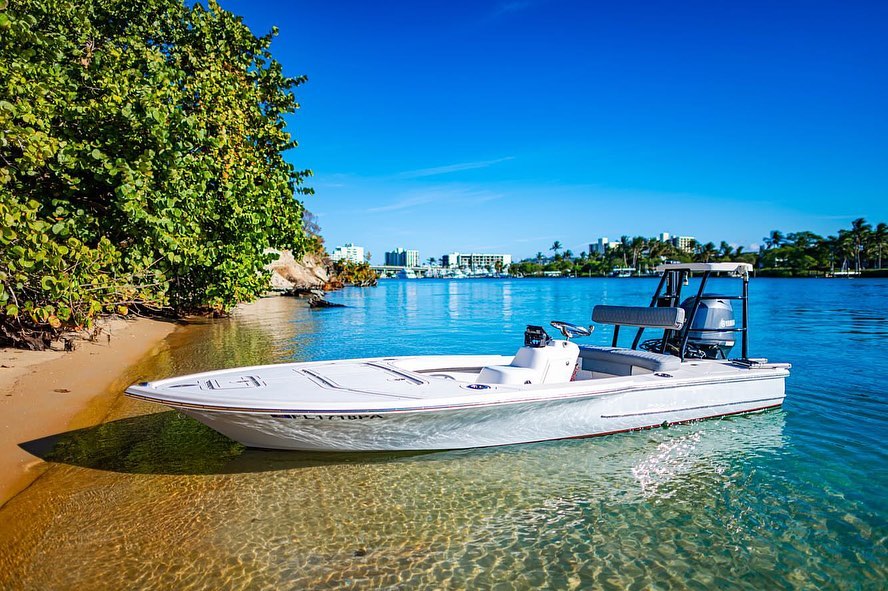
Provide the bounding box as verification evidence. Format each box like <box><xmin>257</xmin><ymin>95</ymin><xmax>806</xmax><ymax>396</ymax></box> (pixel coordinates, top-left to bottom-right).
<box><xmin>177</xmin><ymin>375</ymin><xmax>786</xmax><ymax>451</ymax></box>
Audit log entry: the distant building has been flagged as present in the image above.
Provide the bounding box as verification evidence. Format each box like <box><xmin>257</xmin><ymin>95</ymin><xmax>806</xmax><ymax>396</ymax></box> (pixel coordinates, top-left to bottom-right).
<box><xmin>442</xmin><ymin>252</ymin><xmax>512</xmax><ymax>271</ymax></box>
<box><xmin>331</xmin><ymin>243</ymin><xmax>365</xmax><ymax>264</ymax></box>
<box><xmin>658</xmin><ymin>232</ymin><xmax>671</xmax><ymax>243</ymax></box>
<box><xmin>589</xmin><ymin>237</ymin><xmax>616</xmax><ymax>255</ymax></box>
<box><xmin>385</xmin><ymin>248</ymin><xmax>420</xmax><ymax>267</ymax></box>
<box><xmin>672</xmin><ymin>236</ymin><xmax>696</xmax><ymax>253</ymax></box>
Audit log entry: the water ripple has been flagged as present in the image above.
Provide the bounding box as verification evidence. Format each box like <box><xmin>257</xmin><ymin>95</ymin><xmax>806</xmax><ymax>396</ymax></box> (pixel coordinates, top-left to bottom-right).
<box><xmin>1</xmin><ymin>279</ymin><xmax>886</xmax><ymax>590</ymax></box>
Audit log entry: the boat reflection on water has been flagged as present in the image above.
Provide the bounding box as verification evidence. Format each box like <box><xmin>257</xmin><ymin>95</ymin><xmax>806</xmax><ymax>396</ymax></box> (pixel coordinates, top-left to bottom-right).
<box><xmin>414</xmin><ymin>409</ymin><xmax>788</xmax><ymax>505</ymax></box>
<box><xmin>210</xmin><ymin>409</ymin><xmax>787</xmax><ymax>500</ymax></box>
<box><xmin>6</xmin><ymin>397</ymin><xmax>788</xmax><ymax>590</ymax></box>
<box><xmin>33</xmin><ymin>405</ymin><xmax>786</xmax><ymax>497</ymax></box>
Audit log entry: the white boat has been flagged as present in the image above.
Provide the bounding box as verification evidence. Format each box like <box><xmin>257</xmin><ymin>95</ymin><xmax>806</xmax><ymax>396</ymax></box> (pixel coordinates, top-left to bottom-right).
<box><xmin>610</xmin><ymin>266</ymin><xmax>635</xmax><ymax>278</ymax></box>
<box><xmin>395</xmin><ymin>268</ymin><xmax>417</xmax><ymax>279</ymax></box>
<box><xmin>126</xmin><ymin>263</ymin><xmax>790</xmax><ymax>451</ymax></box>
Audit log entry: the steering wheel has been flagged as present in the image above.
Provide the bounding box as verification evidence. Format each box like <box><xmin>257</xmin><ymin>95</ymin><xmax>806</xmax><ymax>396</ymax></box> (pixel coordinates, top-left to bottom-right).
<box><xmin>550</xmin><ymin>320</ymin><xmax>593</xmax><ymax>341</ymax></box>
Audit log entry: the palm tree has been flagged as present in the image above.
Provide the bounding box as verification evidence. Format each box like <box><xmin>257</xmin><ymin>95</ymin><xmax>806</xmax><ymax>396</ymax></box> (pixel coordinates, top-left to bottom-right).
<box><xmin>695</xmin><ymin>242</ymin><xmax>718</xmax><ymax>263</ymax></box>
<box><xmin>427</xmin><ymin>257</ymin><xmax>436</xmax><ymax>267</ymax></box>
<box><xmin>872</xmin><ymin>222</ymin><xmax>887</xmax><ymax>269</ymax></box>
<box><xmin>763</xmin><ymin>230</ymin><xmax>784</xmax><ymax>250</ymax></box>
<box><xmin>849</xmin><ymin>217</ymin><xmax>872</xmax><ymax>272</ymax></box>
<box><xmin>563</xmin><ymin>249</ymin><xmax>574</xmax><ymax>261</ymax></box>
<box><xmin>834</xmin><ymin>230</ymin><xmax>856</xmax><ymax>272</ymax></box>
<box><xmin>550</xmin><ymin>241</ymin><xmax>562</xmax><ymax>257</ymax></box>
<box><xmin>787</xmin><ymin>231</ymin><xmax>822</xmax><ymax>250</ymax></box>
<box><xmin>535</xmin><ymin>251</ymin><xmax>544</xmax><ymax>265</ymax></box>
<box><xmin>719</xmin><ymin>241</ymin><xmax>734</xmax><ymax>260</ymax></box>
<box><xmin>647</xmin><ymin>238</ymin><xmax>675</xmax><ymax>262</ymax></box>
<box><xmin>630</xmin><ymin>236</ymin><xmax>646</xmax><ymax>270</ymax></box>
<box><xmin>619</xmin><ymin>235</ymin><xmax>631</xmax><ymax>268</ymax></box>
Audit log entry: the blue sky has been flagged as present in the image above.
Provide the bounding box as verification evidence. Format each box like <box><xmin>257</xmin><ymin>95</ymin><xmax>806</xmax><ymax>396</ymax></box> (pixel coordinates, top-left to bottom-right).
<box><xmin>221</xmin><ymin>0</ymin><xmax>887</xmax><ymax>261</ymax></box>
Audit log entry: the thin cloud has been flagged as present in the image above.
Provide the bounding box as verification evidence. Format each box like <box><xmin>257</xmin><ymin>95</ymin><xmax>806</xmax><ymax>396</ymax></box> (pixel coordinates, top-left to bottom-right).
<box><xmin>813</xmin><ymin>214</ymin><xmax>865</xmax><ymax>220</ymax></box>
<box><xmin>396</xmin><ymin>157</ymin><xmax>514</xmax><ymax>179</ymax></box>
<box><xmin>367</xmin><ymin>186</ymin><xmax>504</xmax><ymax>213</ymax></box>
<box><xmin>492</xmin><ymin>1</ymin><xmax>534</xmax><ymax>18</ymax></box>
<box><xmin>366</xmin><ymin>195</ymin><xmax>437</xmax><ymax>213</ymax></box>
<box><xmin>514</xmin><ymin>234</ymin><xmax>559</xmax><ymax>244</ymax></box>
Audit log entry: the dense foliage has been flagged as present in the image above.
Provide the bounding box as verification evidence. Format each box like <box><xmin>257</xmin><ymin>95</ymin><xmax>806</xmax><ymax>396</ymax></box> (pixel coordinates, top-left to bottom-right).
<box><xmin>510</xmin><ymin>218</ymin><xmax>888</xmax><ymax>277</ymax></box>
<box><xmin>0</xmin><ymin>0</ymin><xmax>312</xmax><ymax>347</ymax></box>
<box><xmin>332</xmin><ymin>261</ymin><xmax>378</xmax><ymax>287</ymax></box>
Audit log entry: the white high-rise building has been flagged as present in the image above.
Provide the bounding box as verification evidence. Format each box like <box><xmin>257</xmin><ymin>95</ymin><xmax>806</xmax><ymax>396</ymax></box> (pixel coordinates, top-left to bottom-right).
<box><xmin>442</xmin><ymin>252</ymin><xmax>511</xmax><ymax>270</ymax></box>
<box><xmin>672</xmin><ymin>236</ymin><xmax>696</xmax><ymax>253</ymax></box>
<box><xmin>331</xmin><ymin>243</ymin><xmax>365</xmax><ymax>264</ymax></box>
<box><xmin>385</xmin><ymin>248</ymin><xmax>420</xmax><ymax>267</ymax></box>
<box><xmin>589</xmin><ymin>237</ymin><xmax>612</xmax><ymax>255</ymax></box>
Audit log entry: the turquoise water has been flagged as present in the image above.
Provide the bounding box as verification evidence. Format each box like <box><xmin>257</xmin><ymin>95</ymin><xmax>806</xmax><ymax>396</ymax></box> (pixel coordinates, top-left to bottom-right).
<box><xmin>0</xmin><ymin>278</ymin><xmax>885</xmax><ymax>589</ymax></box>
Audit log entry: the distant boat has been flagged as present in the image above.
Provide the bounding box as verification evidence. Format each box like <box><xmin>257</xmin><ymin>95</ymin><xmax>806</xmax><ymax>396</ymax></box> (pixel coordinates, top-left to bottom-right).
<box><xmin>610</xmin><ymin>267</ymin><xmax>635</xmax><ymax>278</ymax></box>
<box><xmin>395</xmin><ymin>268</ymin><xmax>417</xmax><ymax>280</ymax></box>
<box><xmin>827</xmin><ymin>262</ymin><xmax>860</xmax><ymax>278</ymax></box>
<box><xmin>828</xmin><ymin>270</ymin><xmax>860</xmax><ymax>278</ymax></box>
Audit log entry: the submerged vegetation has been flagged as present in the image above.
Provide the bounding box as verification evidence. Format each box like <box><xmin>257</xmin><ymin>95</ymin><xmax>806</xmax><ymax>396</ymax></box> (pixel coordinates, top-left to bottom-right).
<box><xmin>0</xmin><ymin>0</ymin><xmax>312</xmax><ymax>348</ymax></box>
<box><xmin>510</xmin><ymin>218</ymin><xmax>888</xmax><ymax>277</ymax></box>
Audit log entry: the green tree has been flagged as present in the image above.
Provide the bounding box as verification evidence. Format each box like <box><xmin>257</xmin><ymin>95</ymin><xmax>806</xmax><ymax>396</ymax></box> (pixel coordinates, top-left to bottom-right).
<box><xmin>695</xmin><ymin>242</ymin><xmax>718</xmax><ymax>263</ymax></box>
<box><xmin>629</xmin><ymin>236</ymin><xmax>646</xmax><ymax>270</ymax></box>
<box><xmin>1</xmin><ymin>0</ymin><xmax>312</xmax><ymax>347</ymax></box>
<box><xmin>763</xmin><ymin>230</ymin><xmax>784</xmax><ymax>249</ymax></box>
<box><xmin>618</xmin><ymin>235</ymin><xmax>631</xmax><ymax>267</ymax></box>
<box><xmin>550</xmin><ymin>241</ymin><xmax>562</xmax><ymax>257</ymax></box>
<box><xmin>872</xmin><ymin>222</ymin><xmax>887</xmax><ymax>269</ymax></box>
<box><xmin>849</xmin><ymin>217</ymin><xmax>871</xmax><ymax>272</ymax></box>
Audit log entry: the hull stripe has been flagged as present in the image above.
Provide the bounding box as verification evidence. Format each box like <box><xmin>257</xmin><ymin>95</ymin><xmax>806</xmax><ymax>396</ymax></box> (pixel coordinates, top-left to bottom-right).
<box><xmin>536</xmin><ymin>403</ymin><xmax>784</xmax><ymax>445</ymax></box>
<box><xmin>600</xmin><ymin>396</ymin><xmax>784</xmax><ymax>418</ymax></box>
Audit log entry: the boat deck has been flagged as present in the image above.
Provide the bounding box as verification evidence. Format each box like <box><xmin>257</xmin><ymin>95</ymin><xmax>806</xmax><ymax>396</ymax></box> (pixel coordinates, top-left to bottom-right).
<box><xmin>126</xmin><ymin>354</ymin><xmax>789</xmax><ymax>414</ymax></box>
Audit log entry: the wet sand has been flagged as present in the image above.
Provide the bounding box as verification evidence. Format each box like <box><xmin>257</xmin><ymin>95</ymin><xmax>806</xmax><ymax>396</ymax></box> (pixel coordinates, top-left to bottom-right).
<box><xmin>0</xmin><ymin>317</ymin><xmax>179</xmax><ymax>507</ymax></box>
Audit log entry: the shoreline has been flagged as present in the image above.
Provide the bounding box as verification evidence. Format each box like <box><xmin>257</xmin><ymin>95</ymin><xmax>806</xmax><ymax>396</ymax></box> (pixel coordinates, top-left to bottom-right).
<box><xmin>0</xmin><ymin>317</ymin><xmax>180</xmax><ymax>508</ymax></box>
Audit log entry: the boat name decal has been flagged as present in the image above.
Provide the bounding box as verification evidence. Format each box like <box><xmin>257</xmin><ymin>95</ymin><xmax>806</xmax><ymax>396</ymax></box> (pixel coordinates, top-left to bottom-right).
<box><xmin>271</xmin><ymin>414</ymin><xmax>384</xmax><ymax>420</ymax></box>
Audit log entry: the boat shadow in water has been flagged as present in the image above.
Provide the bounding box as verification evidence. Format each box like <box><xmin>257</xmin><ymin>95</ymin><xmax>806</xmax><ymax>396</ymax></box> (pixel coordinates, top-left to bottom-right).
<box><xmin>20</xmin><ymin>408</ymin><xmax>789</xmax><ymax>483</ymax></box>
<box><xmin>19</xmin><ymin>411</ymin><xmax>436</xmax><ymax>476</ymax></box>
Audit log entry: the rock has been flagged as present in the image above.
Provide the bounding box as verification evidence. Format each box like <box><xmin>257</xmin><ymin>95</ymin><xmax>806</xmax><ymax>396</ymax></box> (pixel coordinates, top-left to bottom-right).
<box><xmin>265</xmin><ymin>249</ymin><xmax>332</xmax><ymax>291</ymax></box>
<box><xmin>269</xmin><ymin>270</ymin><xmax>295</xmax><ymax>291</ymax></box>
<box><xmin>307</xmin><ymin>293</ymin><xmax>345</xmax><ymax>308</ymax></box>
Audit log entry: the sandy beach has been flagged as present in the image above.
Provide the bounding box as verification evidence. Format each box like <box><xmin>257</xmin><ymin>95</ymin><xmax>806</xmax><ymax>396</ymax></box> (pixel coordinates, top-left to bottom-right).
<box><xmin>0</xmin><ymin>317</ymin><xmax>179</xmax><ymax>508</ymax></box>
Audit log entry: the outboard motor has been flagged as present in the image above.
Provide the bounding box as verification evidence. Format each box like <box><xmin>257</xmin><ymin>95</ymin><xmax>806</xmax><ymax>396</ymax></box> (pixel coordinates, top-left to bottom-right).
<box><xmin>680</xmin><ymin>296</ymin><xmax>736</xmax><ymax>358</ymax></box>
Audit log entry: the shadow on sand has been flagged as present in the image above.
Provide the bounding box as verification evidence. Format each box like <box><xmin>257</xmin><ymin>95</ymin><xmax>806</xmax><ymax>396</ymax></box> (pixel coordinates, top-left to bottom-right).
<box><xmin>19</xmin><ymin>411</ymin><xmax>435</xmax><ymax>476</ymax></box>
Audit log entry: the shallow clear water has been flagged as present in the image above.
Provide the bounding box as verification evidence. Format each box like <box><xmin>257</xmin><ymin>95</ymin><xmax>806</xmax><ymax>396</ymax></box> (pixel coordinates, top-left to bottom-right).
<box><xmin>0</xmin><ymin>278</ymin><xmax>885</xmax><ymax>590</ymax></box>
